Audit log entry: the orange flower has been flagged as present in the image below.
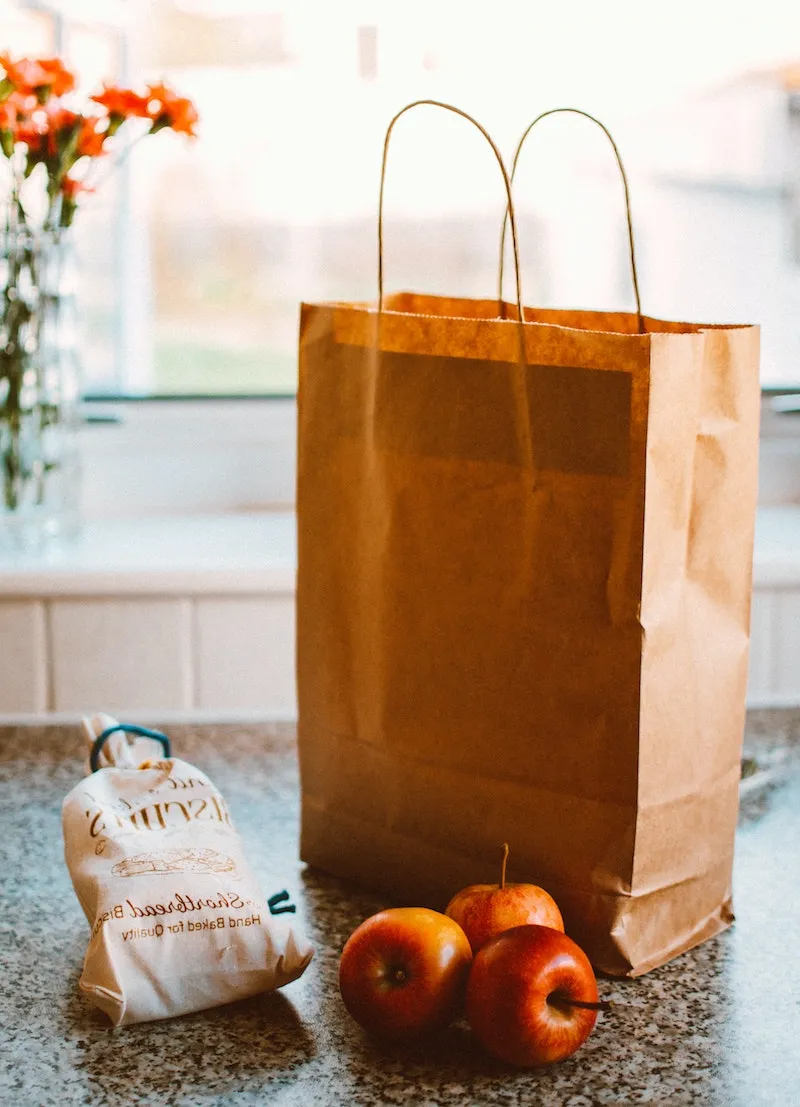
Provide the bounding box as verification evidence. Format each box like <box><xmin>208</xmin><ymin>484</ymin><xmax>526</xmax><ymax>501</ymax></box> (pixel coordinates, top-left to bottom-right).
<box><xmin>16</xmin><ymin>120</ymin><xmax>43</xmax><ymax>153</ymax></box>
<box><xmin>91</xmin><ymin>84</ymin><xmax>150</xmax><ymax>119</ymax></box>
<box><xmin>34</xmin><ymin>57</ymin><xmax>75</xmax><ymax>97</ymax></box>
<box><xmin>76</xmin><ymin>116</ymin><xmax>107</xmax><ymax>158</ymax></box>
<box><xmin>145</xmin><ymin>82</ymin><xmax>198</xmax><ymax>137</ymax></box>
<box><xmin>0</xmin><ymin>97</ymin><xmax>18</xmax><ymax>131</ymax></box>
<box><xmin>15</xmin><ymin>100</ymin><xmax>48</xmax><ymax>155</ymax></box>
<box><xmin>0</xmin><ymin>56</ymin><xmax>196</xmax><ymax>226</ymax></box>
<box><xmin>45</xmin><ymin>106</ymin><xmax>79</xmax><ymax>130</ymax></box>
<box><xmin>8</xmin><ymin>89</ymin><xmax>38</xmax><ymax>113</ymax></box>
<box><xmin>0</xmin><ymin>53</ymin><xmax>75</xmax><ymax>98</ymax></box>
<box><xmin>0</xmin><ymin>88</ymin><xmax>37</xmax><ymax>156</ymax></box>
<box><xmin>0</xmin><ymin>54</ymin><xmax>49</xmax><ymax>90</ymax></box>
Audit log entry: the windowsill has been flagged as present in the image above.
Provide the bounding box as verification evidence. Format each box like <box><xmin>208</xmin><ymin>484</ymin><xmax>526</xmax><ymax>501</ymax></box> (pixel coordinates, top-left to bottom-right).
<box><xmin>0</xmin><ymin>505</ymin><xmax>797</xmax><ymax>596</ymax></box>
<box><xmin>0</xmin><ymin>512</ymin><xmax>296</xmax><ymax>596</ymax></box>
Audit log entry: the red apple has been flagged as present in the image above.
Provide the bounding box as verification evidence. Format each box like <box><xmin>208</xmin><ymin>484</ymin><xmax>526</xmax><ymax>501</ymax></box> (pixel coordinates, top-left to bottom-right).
<box><xmin>466</xmin><ymin>924</ymin><xmax>610</xmax><ymax>1066</ymax></box>
<box><xmin>339</xmin><ymin>907</ymin><xmax>472</xmax><ymax>1039</ymax></box>
<box><xmin>445</xmin><ymin>843</ymin><xmax>564</xmax><ymax>953</ymax></box>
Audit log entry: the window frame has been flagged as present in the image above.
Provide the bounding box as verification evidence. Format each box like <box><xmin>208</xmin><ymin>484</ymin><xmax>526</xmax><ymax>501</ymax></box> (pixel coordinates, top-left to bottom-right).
<box><xmin>13</xmin><ymin>0</ymin><xmax>800</xmax><ymax>518</ymax></box>
<box><xmin>76</xmin><ymin>388</ymin><xmax>800</xmax><ymax>520</ymax></box>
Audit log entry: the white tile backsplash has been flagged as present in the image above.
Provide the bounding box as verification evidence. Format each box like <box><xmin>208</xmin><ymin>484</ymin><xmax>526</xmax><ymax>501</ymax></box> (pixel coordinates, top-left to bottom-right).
<box><xmin>4</xmin><ymin>585</ymin><xmax>793</xmax><ymax>718</ymax></box>
<box><xmin>1</xmin><ymin>511</ymin><xmax>798</xmax><ymax>720</ymax></box>
<box><xmin>48</xmin><ymin>598</ymin><xmax>192</xmax><ymax>714</ymax></box>
<box><xmin>747</xmin><ymin>590</ymin><xmax>774</xmax><ymax>702</ymax></box>
<box><xmin>773</xmin><ymin>589</ymin><xmax>800</xmax><ymax>701</ymax></box>
<box><xmin>0</xmin><ymin>601</ymin><xmax>46</xmax><ymax>713</ymax></box>
<box><xmin>194</xmin><ymin>596</ymin><xmax>296</xmax><ymax>713</ymax></box>
<box><xmin>0</xmin><ymin>592</ymin><xmax>297</xmax><ymax>718</ymax></box>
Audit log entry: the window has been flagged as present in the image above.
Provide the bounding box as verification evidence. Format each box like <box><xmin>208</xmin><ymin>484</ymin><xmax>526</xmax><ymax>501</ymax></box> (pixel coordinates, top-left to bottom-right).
<box><xmin>5</xmin><ymin>0</ymin><xmax>800</xmax><ymax>403</ymax></box>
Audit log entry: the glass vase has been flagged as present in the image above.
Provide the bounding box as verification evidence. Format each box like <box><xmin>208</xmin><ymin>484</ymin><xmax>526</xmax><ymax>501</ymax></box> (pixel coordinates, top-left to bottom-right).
<box><xmin>0</xmin><ymin>225</ymin><xmax>81</xmax><ymax>550</ymax></box>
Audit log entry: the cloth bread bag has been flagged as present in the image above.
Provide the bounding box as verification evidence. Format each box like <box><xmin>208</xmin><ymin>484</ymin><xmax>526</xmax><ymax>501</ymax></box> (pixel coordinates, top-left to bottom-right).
<box><xmin>63</xmin><ymin>714</ymin><xmax>313</xmax><ymax>1026</ymax></box>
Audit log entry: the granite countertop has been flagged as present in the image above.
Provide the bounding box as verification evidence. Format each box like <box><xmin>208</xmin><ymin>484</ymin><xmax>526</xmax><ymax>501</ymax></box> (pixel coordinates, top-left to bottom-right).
<box><xmin>2</xmin><ymin>713</ymin><xmax>800</xmax><ymax>1107</ymax></box>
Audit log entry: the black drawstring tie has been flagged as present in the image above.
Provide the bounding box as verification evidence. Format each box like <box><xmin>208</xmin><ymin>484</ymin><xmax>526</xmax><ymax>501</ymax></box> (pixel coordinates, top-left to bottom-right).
<box><xmin>268</xmin><ymin>890</ymin><xmax>297</xmax><ymax>915</ymax></box>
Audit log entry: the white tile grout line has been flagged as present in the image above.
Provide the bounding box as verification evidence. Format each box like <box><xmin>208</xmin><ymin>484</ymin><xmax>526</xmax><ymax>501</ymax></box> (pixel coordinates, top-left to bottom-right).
<box><xmin>187</xmin><ymin>596</ymin><xmax>198</xmax><ymax>713</ymax></box>
<box><xmin>31</xmin><ymin>599</ymin><xmax>48</xmax><ymax>715</ymax></box>
<box><xmin>42</xmin><ymin>599</ymin><xmax>55</xmax><ymax>714</ymax></box>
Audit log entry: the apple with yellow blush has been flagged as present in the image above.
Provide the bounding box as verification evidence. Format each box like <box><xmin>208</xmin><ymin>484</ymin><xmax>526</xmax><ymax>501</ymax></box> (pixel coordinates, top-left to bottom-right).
<box><xmin>445</xmin><ymin>843</ymin><xmax>564</xmax><ymax>953</ymax></box>
<box><xmin>338</xmin><ymin>907</ymin><xmax>472</xmax><ymax>1039</ymax></box>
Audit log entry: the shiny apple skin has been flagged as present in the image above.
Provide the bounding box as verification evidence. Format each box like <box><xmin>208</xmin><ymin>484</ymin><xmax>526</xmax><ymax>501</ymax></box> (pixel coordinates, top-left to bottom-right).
<box><xmin>445</xmin><ymin>881</ymin><xmax>564</xmax><ymax>953</ymax></box>
<box><xmin>466</xmin><ymin>924</ymin><xmax>599</xmax><ymax>1066</ymax></box>
<box><xmin>339</xmin><ymin>907</ymin><xmax>472</xmax><ymax>1039</ymax></box>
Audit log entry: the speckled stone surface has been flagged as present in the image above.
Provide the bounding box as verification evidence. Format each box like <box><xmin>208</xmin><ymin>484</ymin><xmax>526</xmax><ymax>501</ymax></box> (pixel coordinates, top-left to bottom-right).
<box><xmin>2</xmin><ymin>713</ymin><xmax>800</xmax><ymax>1107</ymax></box>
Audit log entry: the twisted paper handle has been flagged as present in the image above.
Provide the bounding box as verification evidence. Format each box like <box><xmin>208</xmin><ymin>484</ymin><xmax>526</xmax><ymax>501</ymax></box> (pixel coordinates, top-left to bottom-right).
<box><xmin>498</xmin><ymin>107</ymin><xmax>644</xmax><ymax>332</ymax></box>
<box><xmin>377</xmin><ymin>99</ymin><xmax>526</xmax><ymax>325</ymax></box>
<box><xmin>376</xmin><ymin>100</ymin><xmax>532</xmax><ymax>470</ymax></box>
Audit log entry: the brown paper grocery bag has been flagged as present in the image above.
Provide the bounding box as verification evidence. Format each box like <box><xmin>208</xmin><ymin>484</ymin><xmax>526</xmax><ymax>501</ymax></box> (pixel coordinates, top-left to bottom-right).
<box><xmin>296</xmin><ymin>101</ymin><xmax>760</xmax><ymax>976</ymax></box>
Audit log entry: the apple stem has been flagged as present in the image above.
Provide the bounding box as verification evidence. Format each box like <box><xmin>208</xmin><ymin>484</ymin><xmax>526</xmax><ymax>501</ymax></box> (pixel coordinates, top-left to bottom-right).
<box><xmin>550</xmin><ymin>994</ymin><xmax>614</xmax><ymax>1013</ymax></box>
<box><xmin>500</xmin><ymin>842</ymin><xmax>509</xmax><ymax>890</ymax></box>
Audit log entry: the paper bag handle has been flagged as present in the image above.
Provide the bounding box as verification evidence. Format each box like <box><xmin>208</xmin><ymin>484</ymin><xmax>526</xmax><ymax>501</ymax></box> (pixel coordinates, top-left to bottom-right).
<box><xmin>378</xmin><ymin>100</ymin><xmax>533</xmax><ymax>471</ymax></box>
<box><xmin>497</xmin><ymin>107</ymin><xmax>644</xmax><ymax>333</ymax></box>
<box><xmin>378</xmin><ymin>99</ymin><xmax>526</xmax><ymax>325</ymax></box>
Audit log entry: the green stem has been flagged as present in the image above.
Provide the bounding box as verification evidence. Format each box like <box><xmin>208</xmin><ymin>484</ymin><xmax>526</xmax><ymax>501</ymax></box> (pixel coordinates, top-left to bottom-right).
<box><xmin>0</xmin><ymin>217</ymin><xmax>62</xmax><ymax>514</ymax></box>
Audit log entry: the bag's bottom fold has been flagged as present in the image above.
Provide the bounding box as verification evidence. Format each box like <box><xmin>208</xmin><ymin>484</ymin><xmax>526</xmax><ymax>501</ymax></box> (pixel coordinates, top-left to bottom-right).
<box><xmin>300</xmin><ymin>798</ymin><xmax>735</xmax><ymax>977</ymax></box>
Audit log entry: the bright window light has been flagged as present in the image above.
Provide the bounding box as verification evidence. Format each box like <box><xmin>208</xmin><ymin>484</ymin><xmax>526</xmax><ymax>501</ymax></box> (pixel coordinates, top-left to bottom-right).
<box><xmin>4</xmin><ymin>0</ymin><xmax>800</xmax><ymax>393</ymax></box>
